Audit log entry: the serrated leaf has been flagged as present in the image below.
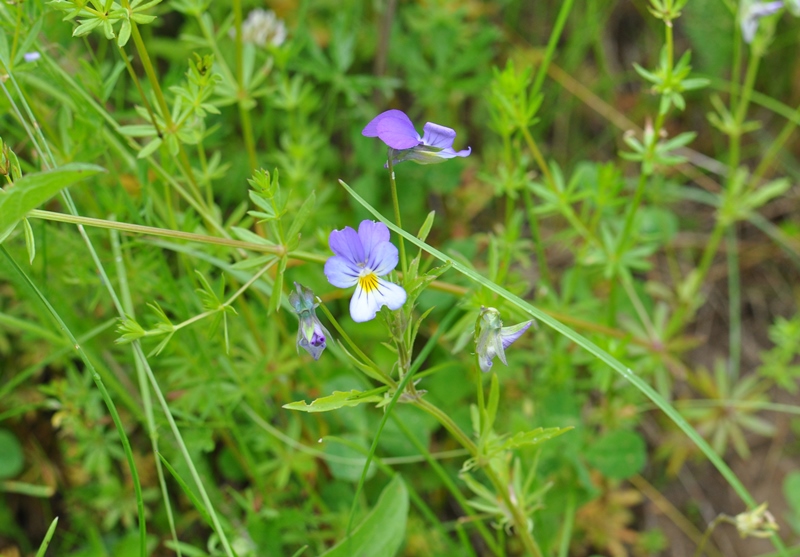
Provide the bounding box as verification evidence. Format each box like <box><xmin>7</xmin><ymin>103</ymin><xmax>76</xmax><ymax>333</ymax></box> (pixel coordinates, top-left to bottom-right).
<box><xmin>320</xmin><ymin>475</ymin><xmax>408</xmax><ymax>557</ymax></box>
<box><xmin>0</xmin><ymin>163</ymin><xmax>105</xmax><ymax>243</ymax></box>
<box><xmin>283</xmin><ymin>390</ymin><xmax>383</xmax><ymax>413</ymax></box>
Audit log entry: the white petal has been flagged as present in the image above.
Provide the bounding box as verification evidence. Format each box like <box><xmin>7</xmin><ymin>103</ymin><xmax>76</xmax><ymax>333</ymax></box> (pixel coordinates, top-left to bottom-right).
<box><xmin>349</xmin><ymin>278</ymin><xmax>406</xmax><ymax>323</ymax></box>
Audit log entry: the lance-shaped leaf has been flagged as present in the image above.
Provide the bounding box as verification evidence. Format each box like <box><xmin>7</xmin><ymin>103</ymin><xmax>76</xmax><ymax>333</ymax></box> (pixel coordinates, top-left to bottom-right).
<box><xmin>283</xmin><ymin>389</ymin><xmax>384</xmax><ymax>413</ymax></box>
<box><xmin>0</xmin><ymin>163</ymin><xmax>105</xmax><ymax>243</ymax></box>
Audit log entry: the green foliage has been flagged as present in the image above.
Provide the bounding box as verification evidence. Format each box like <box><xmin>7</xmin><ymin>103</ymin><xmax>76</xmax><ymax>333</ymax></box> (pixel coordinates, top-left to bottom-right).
<box><xmin>0</xmin><ymin>163</ymin><xmax>104</xmax><ymax>242</ymax></box>
<box><xmin>0</xmin><ymin>0</ymin><xmax>798</xmax><ymax>555</ymax></box>
<box><xmin>0</xmin><ymin>429</ymin><xmax>24</xmax><ymax>479</ymax></box>
<box><xmin>283</xmin><ymin>389</ymin><xmax>385</xmax><ymax>413</ymax></box>
<box><xmin>584</xmin><ymin>430</ymin><xmax>647</xmax><ymax>480</ymax></box>
<box><xmin>319</xmin><ymin>476</ymin><xmax>409</xmax><ymax>557</ymax></box>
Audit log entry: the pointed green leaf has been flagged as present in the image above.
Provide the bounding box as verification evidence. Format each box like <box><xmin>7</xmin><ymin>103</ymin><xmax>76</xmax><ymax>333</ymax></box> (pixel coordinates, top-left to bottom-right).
<box><xmin>137</xmin><ymin>136</ymin><xmax>162</xmax><ymax>158</ymax></box>
<box><xmin>283</xmin><ymin>390</ymin><xmax>383</xmax><ymax>413</ymax></box>
<box><xmin>22</xmin><ymin>218</ymin><xmax>35</xmax><ymax>264</ymax></box>
<box><xmin>286</xmin><ymin>191</ymin><xmax>316</xmax><ymax>245</ymax></box>
<box><xmin>497</xmin><ymin>426</ymin><xmax>572</xmax><ymax>452</ymax></box>
<box><xmin>320</xmin><ymin>475</ymin><xmax>408</xmax><ymax>557</ymax></box>
<box><xmin>0</xmin><ymin>163</ymin><xmax>104</xmax><ymax>243</ymax></box>
<box><xmin>269</xmin><ymin>256</ymin><xmax>287</xmax><ymax>314</ymax></box>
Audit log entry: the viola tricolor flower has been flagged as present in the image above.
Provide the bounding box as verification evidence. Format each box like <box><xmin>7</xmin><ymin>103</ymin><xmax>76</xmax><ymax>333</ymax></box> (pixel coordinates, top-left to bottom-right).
<box><xmin>740</xmin><ymin>0</ymin><xmax>784</xmax><ymax>43</ymax></box>
<box><xmin>324</xmin><ymin>220</ymin><xmax>407</xmax><ymax>323</ymax></box>
<box><xmin>475</xmin><ymin>307</ymin><xmax>533</xmax><ymax>373</ymax></box>
<box><xmin>289</xmin><ymin>282</ymin><xmax>327</xmax><ymax>360</ymax></box>
<box><xmin>362</xmin><ymin>109</ymin><xmax>471</xmax><ymax>166</ymax></box>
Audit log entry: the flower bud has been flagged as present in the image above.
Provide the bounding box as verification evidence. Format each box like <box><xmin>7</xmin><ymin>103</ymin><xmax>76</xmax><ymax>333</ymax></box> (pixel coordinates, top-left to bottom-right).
<box><xmin>289</xmin><ymin>282</ymin><xmax>327</xmax><ymax>360</ymax></box>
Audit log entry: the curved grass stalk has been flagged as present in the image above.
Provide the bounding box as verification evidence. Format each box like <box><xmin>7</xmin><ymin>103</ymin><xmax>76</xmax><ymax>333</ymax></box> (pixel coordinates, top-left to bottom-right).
<box><xmin>0</xmin><ymin>246</ymin><xmax>148</xmax><ymax>556</ymax></box>
<box><xmin>111</xmin><ymin>229</ymin><xmax>183</xmax><ymax>557</ymax></box>
<box><xmin>337</xmin><ymin>178</ymin><xmax>788</xmax><ymax>555</ymax></box>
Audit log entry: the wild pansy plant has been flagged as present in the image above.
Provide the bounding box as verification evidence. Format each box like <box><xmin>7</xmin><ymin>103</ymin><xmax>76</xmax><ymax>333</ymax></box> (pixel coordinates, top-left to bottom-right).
<box><xmin>279</xmin><ymin>110</ymin><xmax>571</xmax><ymax>556</ymax></box>
<box><xmin>362</xmin><ymin>109</ymin><xmax>471</xmax><ymax>166</ymax></box>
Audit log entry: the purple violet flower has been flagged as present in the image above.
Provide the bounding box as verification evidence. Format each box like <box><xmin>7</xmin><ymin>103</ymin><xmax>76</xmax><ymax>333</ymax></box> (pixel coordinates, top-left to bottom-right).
<box><xmin>740</xmin><ymin>0</ymin><xmax>784</xmax><ymax>43</ymax></box>
<box><xmin>362</xmin><ymin>109</ymin><xmax>471</xmax><ymax>167</ymax></box>
<box><xmin>289</xmin><ymin>282</ymin><xmax>327</xmax><ymax>360</ymax></box>
<box><xmin>475</xmin><ymin>307</ymin><xmax>533</xmax><ymax>373</ymax></box>
<box><xmin>23</xmin><ymin>52</ymin><xmax>41</xmax><ymax>63</ymax></box>
<box><xmin>324</xmin><ymin>220</ymin><xmax>407</xmax><ymax>323</ymax></box>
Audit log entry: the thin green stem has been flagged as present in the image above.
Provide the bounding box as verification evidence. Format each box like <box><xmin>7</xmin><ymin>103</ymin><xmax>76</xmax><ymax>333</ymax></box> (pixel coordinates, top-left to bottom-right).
<box><xmin>387</xmin><ymin>153</ymin><xmax>407</xmax><ymax>275</ymax></box>
<box><xmin>392</xmin><ymin>415</ymin><xmax>502</xmax><ymax>556</ymax></box>
<box><xmin>519</xmin><ymin>127</ymin><xmax>596</xmax><ymax>247</ymax></box>
<box><xmin>556</xmin><ymin>489</ymin><xmax>577</xmax><ymax>557</ymax></box>
<box><xmin>531</xmin><ymin>0</ymin><xmax>576</xmax><ymax>95</ymax></box>
<box><xmin>0</xmin><ymin>246</ymin><xmax>148</xmax><ymax>557</ymax></box>
<box><xmin>727</xmin><ymin>227</ymin><xmax>741</xmax><ymax>380</ymax></box>
<box><xmin>750</xmin><ymin>100</ymin><xmax>800</xmax><ymax>185</ymax></box>
<box><xmin>133</xmin><ymin>344</ymin><xmax>237</xmax><ymax>557</ymax></box>
<box><xmin>346</xmin><ymin>305</ymin><xmax>459</xmax><ymax>535</ymax></box>
<box><xmin>27</xmin><ymin>209</ymin><xmax>331</xmax><ymax>263</ymax></box>
<box><xmin>667</xmin><ymin>219</ymin><xmax>726</xmax><ymax>336</ymax></box>
<box><xmin>521</xmin><ymin>187</ymin><xmax>552</xmax><ymax>287</ymax></box>
<box><xmin>615</xmin><ymin>172</ymin><xmax>648</xmax><ymax>257</ymax></box>
<box><xmin>694</xmin><ymin>515</ymin><xmax>728</xmax><ymax>557</ymax></box>
<box><xmin>316</xmin><ymin>303</ymin><xmax>395</xmax><ymax>386</ymax></box>
<box><xmin>123</xmin><ymin>16</ymin><xmax>204</xmax><ymax>203</ymax></box>
<box><xmin>111</xmin><ymin>229</ymin><xmax>183</xmax><ymax>557</ymax></box>
<box><xmin>232</xmin><ymin>0</ymin><xmax>258</xmax><ymax>171</ymax></box>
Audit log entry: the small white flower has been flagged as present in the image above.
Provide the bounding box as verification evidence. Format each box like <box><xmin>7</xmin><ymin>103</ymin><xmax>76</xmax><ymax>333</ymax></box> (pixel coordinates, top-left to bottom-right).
<box><xmin>231</xmin><ymin>9</ymin><xmax>287</xmax><ymax>48</ymax></box>
<box><xmin>23</xmin><ymin>52</ymin><xmax>41</xmax><ymax>63</ymax></box>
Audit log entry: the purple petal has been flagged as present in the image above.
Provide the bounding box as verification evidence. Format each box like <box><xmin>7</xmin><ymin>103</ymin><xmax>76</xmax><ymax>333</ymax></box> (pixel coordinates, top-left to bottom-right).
<box><xmin>421</xmin><ymin>122</ymin><xmax>457</xmax><ymax>149</ymax></box>
<box><xmin>742</xmin><ymin>1</ymin><xmax>784</xmax><ymax>42</ymax></box>
<box><xmin>751</xmin><ymin>1</ymin><xmax>784</xmax><ymax>16</ymax></box>
<box><xmin>329</xmin><ymin>226</ymin><xmax>364</xmax><ymax>265</ymax></box>
<box><xmin>358</xmin><ymin>220</ymin><xmax>390</xmax><ymax>258</ymax></box>
<box><xmin>376</xmin><ymin>115</ymin><xmax>421</xmax><ymax>150</ymax></box>
<box><xmin>367</xmin><ymin>241</ymin><xmax>399</xmax><ymax>276</ymax></box>
<box><xmin>23</xmin><ymin>52</ymin><xmax>41</xmax><ymax>63</ymax></box>
<box><xmin>349</xmin><ymin>279</ymin><xmax>406</xmax><ymax>322</ymax></box>
<box><xmin>362</xmin><ymin>109</ymin><xmax>411</xmax><ymax>137</ymax></box>
<box><xmin>437</xmin><ymin>146</ymin><xmax>472</xmax><ymax>159</ymax></box>
<box><xmin>500</xmin><ymin>320</ymin><xmax>533</xmax><ymax>350</ymax></box>
<box><xmin>324</xmin><ymin>256</ymin><xmax>360</xmax><ymax>288</ymax></box>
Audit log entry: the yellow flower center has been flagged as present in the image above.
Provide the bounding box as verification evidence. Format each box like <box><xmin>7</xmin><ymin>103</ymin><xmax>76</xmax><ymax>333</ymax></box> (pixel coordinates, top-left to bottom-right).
<box><xmin>358</xmin><ymin>272</ymin><xmax>379</xmax><ymax>293</ymax></box>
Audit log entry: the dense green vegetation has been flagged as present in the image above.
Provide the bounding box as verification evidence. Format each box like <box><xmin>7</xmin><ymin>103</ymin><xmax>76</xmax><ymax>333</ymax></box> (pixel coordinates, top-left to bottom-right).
<box><xmin>1</xmin><ymin>0</ymin><xmax>800</xmax><ymax>555</ymax></box>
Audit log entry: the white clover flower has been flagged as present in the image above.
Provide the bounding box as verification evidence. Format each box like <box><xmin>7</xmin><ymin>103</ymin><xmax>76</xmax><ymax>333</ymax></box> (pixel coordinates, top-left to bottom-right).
<box><xmin>231</xmin><ymin>9</ymin><xmax>287</xmax><ymax>48</ymax></box>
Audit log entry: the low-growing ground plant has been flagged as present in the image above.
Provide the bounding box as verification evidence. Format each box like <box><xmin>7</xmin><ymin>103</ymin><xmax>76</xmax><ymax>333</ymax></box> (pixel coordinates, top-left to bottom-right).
<box><xmin>1</xmin><ymin>0</ymin><xmax>799</xmax><ymax>556</ymax></box>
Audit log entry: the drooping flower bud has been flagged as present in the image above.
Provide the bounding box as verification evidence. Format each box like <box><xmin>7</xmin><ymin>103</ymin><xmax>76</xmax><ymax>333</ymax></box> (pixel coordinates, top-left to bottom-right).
<box><xmin>289</xmin><ymin>282</ymin><xmax>327</xmax><ymax>360</ymax></box>
<box><xmin>474</xmin><ymin>307</ymin><xmax>533</xmax><ymax>373</ymax></box>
